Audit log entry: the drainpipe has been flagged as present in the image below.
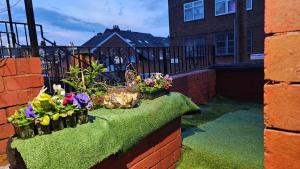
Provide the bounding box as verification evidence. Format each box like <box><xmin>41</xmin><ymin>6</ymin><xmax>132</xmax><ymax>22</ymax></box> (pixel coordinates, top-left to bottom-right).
<box><xmin>24</xmin><ymin>0</ymin><xmax>39</xmax><ymax>57</ymax></box>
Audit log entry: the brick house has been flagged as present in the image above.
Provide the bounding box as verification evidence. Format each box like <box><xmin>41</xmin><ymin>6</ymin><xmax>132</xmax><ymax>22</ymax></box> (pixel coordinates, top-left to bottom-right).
<box><xmin>168</xmin><ymin>0</ymin><xmax>264</xmax><ymax>64</ymax></box>
<box><xmin>81</xmin><ymin>26</ymin><xmax>169</xmax><ymax>77</ymax></box>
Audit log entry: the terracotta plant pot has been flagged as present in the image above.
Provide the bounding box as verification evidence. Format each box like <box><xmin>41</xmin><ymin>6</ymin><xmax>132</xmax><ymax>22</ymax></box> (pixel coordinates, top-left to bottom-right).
<box><xmin>13</xmin><ymin>123</ymin><xmax>35</xmax><ymax>139</ymax></box>
<box><xmin>141</xmin><ymin>90</ymin><xmax>169</xmax><ymax>100</ymax></box>
<box><xmin>37</xmin><ymin>124</ymin><xmax>51</xmax><ymax>135</ymax></box>
<box><xmin>76</xmin><ymin>109</ymin><xmax>88</xmax><ymax>125</ymax></box>
<box><xmin>51</xmin><ymin>118</ymin><xmax>64</xmax><ymax>131</ymax></box>
<box><xmin>64</xmin><ymin>113</ymin><xmax>77</xmax><ymax>128</ymax></box>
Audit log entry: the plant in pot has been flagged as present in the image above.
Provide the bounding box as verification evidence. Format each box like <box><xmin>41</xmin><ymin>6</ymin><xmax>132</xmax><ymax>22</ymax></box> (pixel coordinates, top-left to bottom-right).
<box><xmin>7</xmin><ymin>105</ymin><xmax>37</xmax><ymax>139</ymax></box>
<box><xmin>62</xmin><ymin>61</ymin><xmax>107</xmax><ymax>108</ymax></box>
<box><xmin>74</xmin><ymin>93</ymin><xmax>93</xmax><ymax>124</ymax></box>
<box><xmin>62</xmin><ymin>93</ymin><xmax>79</xmax><ymax>128</ymax></box>
<box><xmin>51</xmin><ymin>84</ymin><xmax>66</xmax><ymax>131</ymax></box>
<box><xmin>31</xmin><ymin>88</ymin><xmax>56</xmax><ymax>135</ymax></box>
<box><xmin>137</xmin><ymin>73</ymin><xmax>173</xmax><ymax>100</ymax></box>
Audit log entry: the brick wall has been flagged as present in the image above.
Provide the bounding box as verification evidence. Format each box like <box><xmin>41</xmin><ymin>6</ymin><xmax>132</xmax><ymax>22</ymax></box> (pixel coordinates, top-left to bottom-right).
<box><xmin>0</xmin><ymin>58</ymin><xmax>43</xmax><ymax>166</ymax></box>
<box><xmin>92</xmin><ymin>118</ymin><xmax>182</xmax><ymax>169</ymax></box>
<box><xmin>171</xmin><ymin>69</ymin><xmax>216</xmax><ymax>104</ymax></box>
<box><xmin>264</xmin><ymin>0</ymin><xmax>300</xmax><ymax>169</ymax></box>
<box><xmin>214</xmin><ymin>65</ymin><xmax>264</xmax><ymax>103</ymax></box>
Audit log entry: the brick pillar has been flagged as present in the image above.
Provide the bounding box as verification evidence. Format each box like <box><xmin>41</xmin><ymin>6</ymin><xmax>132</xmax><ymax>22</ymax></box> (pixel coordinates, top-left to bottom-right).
<box><xmin>264</xmin><ymin>0</ymin><xmax>300</xmax><ymax>169</ymax></box>
<box><xmin>0</xmin><ymin>58</ymin><xmax>44</xmax><ymax>166</ymax></box>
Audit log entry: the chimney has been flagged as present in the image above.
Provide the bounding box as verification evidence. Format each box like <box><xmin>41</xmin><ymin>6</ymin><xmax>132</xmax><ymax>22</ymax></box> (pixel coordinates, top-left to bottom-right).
<box><xmin>112</xmin><ymin>25</ymin><xmax>120</xmax><ymax>32</ymax></box>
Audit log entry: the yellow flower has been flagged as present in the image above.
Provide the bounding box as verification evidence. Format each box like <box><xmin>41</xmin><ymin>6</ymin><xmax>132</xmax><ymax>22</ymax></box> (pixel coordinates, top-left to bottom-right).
<box><xmin>154</xmin><ymin>80</ymin><xmax>159</xmax><ymax>88</ymax></box>
<box><xmin>136</xmin><ymin>75</ymin><xmax>141</xmax><ymax>83</ymax></box>
<box><xmin>40</xmin><ymin>115</ymin><xmax>50</xmax><ymax>126</ymax></box>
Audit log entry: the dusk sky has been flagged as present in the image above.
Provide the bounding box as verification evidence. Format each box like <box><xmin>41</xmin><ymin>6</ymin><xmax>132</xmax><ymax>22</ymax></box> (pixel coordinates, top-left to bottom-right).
<box><xmin>0</xmin><ymin>0</ymin><xmax>169</xmax><ymax>45</ymax></box>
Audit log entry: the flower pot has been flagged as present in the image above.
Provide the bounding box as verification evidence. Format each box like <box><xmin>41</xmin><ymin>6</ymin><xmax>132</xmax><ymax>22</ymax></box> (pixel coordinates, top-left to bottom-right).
<box><xmin>51</xmin><ymin>118</ymin><xmax>64</xmax><ymax>131</ymax></box>
<box><xmin>64</xmin><ymin>113</ymin><xmax>77</xmax><ymax>128</ymax></box>
<box><xmin>76</xmin><ymin>109</ymin><xmax>88</xmax><ymax>125</ymax></box>
<box><xmin>13</xmin><ymin>123</ymin><xmax>35</xmax><ymax>139</ymax></box>
<box><xmin>37</xmin><ymin>124</ymin><xmax>51</xmax><ymax>135</ymax></box>
<box><xmin>141</xmin><ymin>90</ymin><xmax>169</xmax><ymax>100</ymax></box>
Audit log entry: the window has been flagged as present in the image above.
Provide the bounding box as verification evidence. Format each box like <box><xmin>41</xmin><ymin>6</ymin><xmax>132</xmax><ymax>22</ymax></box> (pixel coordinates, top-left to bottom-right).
<box><xmin>215</xmin><ymin>32</ymin><xmax>235</xmax><ymax>55</ymax></box>
<box><xmin>246</xmin><ymin>0</ymin><xmax>252</xmax><ymax>10</ymax></box>
<box><xmin>247</xmin><ymin>31</ymin><xmax>252</xmax><ymax>53</ymax></box>
<box><xmin>184</xmin><ymin>37</ymin><xmax>205</xmax><ymax>57</ymax></box>
<box><xmin>215</xmin><ymin>0</ymin><xmax>252</xmax><ymax>16</ymax></box>
<box><xmin>184</xmin><ymin>0</ymin><xmax>204</xmax><ymax>22</ymax></box>
<box><xmin>215</xmin><ymin>31</ymin><xmax>252</xmax><ymax>56</ymax></box>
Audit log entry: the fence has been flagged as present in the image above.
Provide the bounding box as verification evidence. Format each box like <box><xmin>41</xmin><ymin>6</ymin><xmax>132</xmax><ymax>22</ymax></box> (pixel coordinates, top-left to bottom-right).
<box><xmin>0</xmin><ymin>45</ymin><xmax>215</xmax><ymax>93</ymax></box>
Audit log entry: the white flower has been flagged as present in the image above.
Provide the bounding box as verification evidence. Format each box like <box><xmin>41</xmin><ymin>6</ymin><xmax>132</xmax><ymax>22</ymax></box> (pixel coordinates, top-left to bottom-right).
<box><xmin>53</xmin><ymin>84</ymin><xmax>65</xmax><ymax>96</ymax></box>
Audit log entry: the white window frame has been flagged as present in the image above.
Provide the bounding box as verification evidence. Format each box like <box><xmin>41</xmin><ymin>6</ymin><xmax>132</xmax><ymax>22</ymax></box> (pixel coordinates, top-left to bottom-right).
<box><xmin>215</xmin><ymin>0</ymin><xmax>252</xmax><ymax>16</ymax></box>
<box><xmin>246</xmin><ymin>0</ymin><xmax>252</xmax><ymax>10</ymax></box>
<box><xmin>184</xmin><ymin>0</ymin><xmax>205</xmax><ymax>22</ymax></box>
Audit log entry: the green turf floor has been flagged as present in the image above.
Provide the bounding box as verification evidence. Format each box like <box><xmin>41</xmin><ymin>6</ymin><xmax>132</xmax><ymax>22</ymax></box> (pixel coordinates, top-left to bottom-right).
<box><xmin>177</xmin><ymin>97</ymin><xmax>264</xmax><ymax>169</ymax></box>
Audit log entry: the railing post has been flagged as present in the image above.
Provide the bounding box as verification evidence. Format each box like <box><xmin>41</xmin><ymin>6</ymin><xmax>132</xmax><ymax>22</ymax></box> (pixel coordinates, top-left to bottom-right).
<box><xmin>163</xmin><ymin>48</ymin><xmax>168</xmax><ymax>74</ymax></box>
<box><xmin>6</xmin><ymin>0</ymin><xmax>16</xmax><ymax>47</ymax></box>
<box><xmin>24</xmin><ymin>0</ymin><xmax>39</xmax><ymax>57</ymax></box>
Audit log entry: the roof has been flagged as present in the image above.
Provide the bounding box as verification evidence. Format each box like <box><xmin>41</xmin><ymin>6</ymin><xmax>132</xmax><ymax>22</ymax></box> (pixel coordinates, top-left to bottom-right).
<box><xmin>82</xmin><ymin>27</ymin><xmax>169</xmax><ymax>51</ymax></box>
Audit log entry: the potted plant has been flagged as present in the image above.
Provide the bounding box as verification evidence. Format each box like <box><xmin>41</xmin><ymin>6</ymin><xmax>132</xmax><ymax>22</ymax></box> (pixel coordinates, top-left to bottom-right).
<box><xmin>31</xmin><ymin>88</ymin><xmax>56</xmax><ymax>135</ymax></box>
<box><xmin>7</xmin><ymin>105</ymin><xmax>36</xmax><ymax>139</ymax></box>
<box><xmin>51</xmin><ymin>84</ymin><xmax>66</xmax><ymax>131</ymax></box>
<box><xmin>74</xmin><ymin>93</ymin><xmax>93</xmax><ymax>124</ymax></box>
<box><xmin>137</xmin><ymin>73</ymin><xmax>173</xmax><ymax>100</ymax></box>
<box><xmin>62</xmin><ymin>93</ymin><xmax>79</xmax><ymax>128</ymax></box>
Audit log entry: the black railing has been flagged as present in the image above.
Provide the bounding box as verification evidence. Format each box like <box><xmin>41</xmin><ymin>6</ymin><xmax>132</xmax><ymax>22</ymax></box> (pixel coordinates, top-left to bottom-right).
<box><xmin>0</xmin><ymin>45</ymin><xmax>215</xmax><ymax>92</ymax></box>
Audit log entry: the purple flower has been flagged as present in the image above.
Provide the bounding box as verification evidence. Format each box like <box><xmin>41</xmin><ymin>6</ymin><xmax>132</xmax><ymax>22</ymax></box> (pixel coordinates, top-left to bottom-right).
<box><xmin>75</xmin><ymin>93</ymin><xmax>93</xmax><ymax>109</ymax></box>
<box><xmin>25</xmin><ymin>104</ymin><xmax>37</xmax><ymax>118</ymax></box>
<box><xmin>144</xmin><ymin>78</ymin><xmax>154</xmax><ymax>87</ymax></box>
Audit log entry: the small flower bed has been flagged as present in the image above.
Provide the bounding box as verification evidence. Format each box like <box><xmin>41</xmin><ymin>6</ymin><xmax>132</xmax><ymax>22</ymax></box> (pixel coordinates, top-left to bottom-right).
<box><xmin>137</xmin><ymin>73</ymin><xmax>173</xmax><ymax>99</ymax></box>
<box><xmin>8</xmin><ymin>85</ymin><xmax>93</xmax><ymax>139</ymax></box>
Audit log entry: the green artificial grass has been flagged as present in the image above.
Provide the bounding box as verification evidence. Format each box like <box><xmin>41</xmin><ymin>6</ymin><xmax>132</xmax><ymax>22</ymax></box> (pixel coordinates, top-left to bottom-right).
<box><xmin>11</xmin><ymin>93</ymin><xmax>199</xmax><ymax>169</ymax></box>
<box><xmin>178</xmin><ymin>98</ymin><xmax>264</xmax><ymax>169</ymax></box>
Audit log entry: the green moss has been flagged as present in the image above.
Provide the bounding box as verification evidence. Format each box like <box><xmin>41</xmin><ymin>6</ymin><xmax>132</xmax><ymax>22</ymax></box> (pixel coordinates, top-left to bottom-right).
<box><xmin>11</xmin><ymin>93</ymin><xmax>199</xmax><ymax>169</ymax></box>
<box><xmin>179</xmin><ymin>98</ymin><xmax>264</xmax><ymax>169</ymax></box>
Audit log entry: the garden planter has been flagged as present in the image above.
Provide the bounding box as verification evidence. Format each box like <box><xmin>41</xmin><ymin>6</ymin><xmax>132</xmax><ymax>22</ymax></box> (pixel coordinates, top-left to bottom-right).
<box><xmin>76</xmin><ymin>109</ymin><xmax>88</xmax><ymax>124</ymax></box>
<box><xmin>64</xmin><ymin>114</ymin><xmax>77</xmax><ymax>128</ymax></box>
<box><xmin>37</xmin><ymin>124</ymin><xmax>51</xmax><ymax>135</ymax></box>
<box><xmin>141</xmin><ymin>90</ymin><xmax>169</xmax><ymax>100</ymax></box>
<box><xmin>13</xmin><ymin>123</ymin><xmax>35</xmax><ymax>139</ymax></box>
<box><xmin>51</xmin><ymin>118</ymin><xmax>64</xmax><ymax>131</ymax></box>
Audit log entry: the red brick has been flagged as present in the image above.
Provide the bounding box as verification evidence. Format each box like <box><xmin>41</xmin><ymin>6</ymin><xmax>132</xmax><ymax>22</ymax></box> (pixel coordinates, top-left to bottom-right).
<box><xmin>265</xmin><ymin>84</ymin><xmax>300</xmax><ymax>131</ymax></box>
<box><xmin>6</xmin><ymin>106</ymin><xmax>20</xmax><ymax>117</ymax></box>
<box><xmin>3</xmin><ymin>75</ymin><xmax>44</xmax><ymax>91</ymax></box>
<box><xmin>0</xmin><ymin>109</ymin><xmax>7</xmax><ymax>125</ymax></box>
<box><xmin>265</xmin><ymin>129</ymin><xmax>300</xmax><ymax>169</ymax></box>
<box><xmin>0</xmin><ymin>90</ymin><xmax>29</xmax><ymax>108</ymax></box>
<box><xmin>265</xmin><ymin>0</ymin><xmax>300</xmax><ymax>34</ymax></box>
<box><xmin>161</xmin><ymin>153</ymin><xmax>176</xmax><ymax>169</ymax></box>
<box><xmin>0</xmin><ymin>139</ymin><xmax>8</xmax><ymax>155</ymax></box>
<box><xmin>0</xmin><ymin>124</ymin><xmax>14</xmax><ymax>139</ymax></box>
<box><xmin>265</xmin><ymin>33</ymin><xmax>300</xmax><ymax>82</ymax></box>
<box><xmin>130</xmin><ymin>151</ymin><xmax>160</xmax><ymax>169</ymax></box>
<box><xmin>161</xmin><ymin>136</ymin><xmax>181</xmax><ymax>158</ymax></box>
<box><xmin>27</xmin><ymin>87</ymin><xmax>42</xmax><ymax>100</ymax></box>
<box><xmin>0</xmin><ymin>59</ymin><xmax>17</xmax><ymax>76</ymax></box>
<box><xmin>15</xmin><ymin>58</ymin><xmax>31</xmax><ymax>75</ymax></box>
<box><xmin>29</xmin><ymin>57</ymin><xmax>43</xmax><ymax>74</ymax></box>
<box><xmin>0</xmin><ymin>77</ymin><xmax>4</xmax><ymax>93</ymax></box>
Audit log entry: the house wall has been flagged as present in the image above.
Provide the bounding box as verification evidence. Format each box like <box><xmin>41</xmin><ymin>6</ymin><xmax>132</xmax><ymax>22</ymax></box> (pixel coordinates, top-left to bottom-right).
<box><xmin>168</xmin><ymin>0</ymin><xmax>265</xmax><ymax>63</ymax></box>
<box><xmin>0</xmin><ymin>58</ymin><xmax>44</xmax><ymax>166</ymax></box>
<box><xmin>264</xmin><ymin>0</ymin><xmax>300</xmax><ymax>168</ymax></box>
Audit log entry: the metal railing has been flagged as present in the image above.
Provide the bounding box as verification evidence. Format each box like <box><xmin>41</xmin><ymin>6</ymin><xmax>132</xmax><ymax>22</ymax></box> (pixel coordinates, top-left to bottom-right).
<box><xmin>0</xmin><ymin>45</ymin><xmax>215</xmax><ymax>93</ymax></box>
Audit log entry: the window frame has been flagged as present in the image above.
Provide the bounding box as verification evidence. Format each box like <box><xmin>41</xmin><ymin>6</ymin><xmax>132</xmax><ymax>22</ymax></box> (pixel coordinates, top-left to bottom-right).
<box><xmin>215</xmin><ymin>0</ymin><xmax>253</xmax><ymax>16</ymax></box>
<box><xmin>246</xmin><ymin>0</ymin><xmax>253</xmax><ymax>11</ymax></box>
<box><xmin>215</xmin><ymin>32</ymin><xmax>235</xmax><ymax>56</ymax></box>
<box><xmin>184</xmin><ymin>0</ymin><xmax>205</xmax><ymax>22</ymax></box>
